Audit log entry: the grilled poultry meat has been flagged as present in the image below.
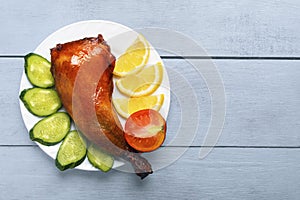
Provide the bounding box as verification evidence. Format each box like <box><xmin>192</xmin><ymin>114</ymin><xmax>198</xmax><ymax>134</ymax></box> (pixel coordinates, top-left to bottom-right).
<box><xmin>50</xmin><ymin>34</ymin><xmax>153</xmax><ymax>179</ymax></box>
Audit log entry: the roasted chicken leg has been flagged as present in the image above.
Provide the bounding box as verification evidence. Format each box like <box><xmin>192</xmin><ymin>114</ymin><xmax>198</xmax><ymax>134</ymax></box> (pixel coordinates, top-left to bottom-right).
<box><xmin>50</xmin><ymin>34</ymin><xmax>152</xmax><ymax>179</ymax></box>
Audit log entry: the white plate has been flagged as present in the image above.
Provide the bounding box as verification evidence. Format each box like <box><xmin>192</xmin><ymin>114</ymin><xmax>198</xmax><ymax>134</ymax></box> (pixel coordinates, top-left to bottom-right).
<box><xmin>19</xmin><ymin>20</ymin><xmax>170</xmax><ymax>171</ymax></box>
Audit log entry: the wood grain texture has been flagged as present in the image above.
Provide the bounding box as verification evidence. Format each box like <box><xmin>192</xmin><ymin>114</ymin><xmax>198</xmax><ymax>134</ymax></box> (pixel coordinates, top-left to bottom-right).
<box><xmin>0</xmin><ymin>58</ymin><xmax>30</xmax><ymax>145</ymax></box>
<box><xmin>1</xmin><ymin>1</ymin><xmax>299</xmax><ymax>199</ymax></box>
<box><xmin>0</xmin><ymin>146</ymin><xmax>299</xmax><ymax>200</ymax></box>
<box><xmin>0</xmin><ymin>0</ymin><xmax>299</xmax><ymax>56</ymax></box>
<box><xmin>3</xmin><ymin>58</ymin><xmax>300</xmax><ymax>146</ymax></box>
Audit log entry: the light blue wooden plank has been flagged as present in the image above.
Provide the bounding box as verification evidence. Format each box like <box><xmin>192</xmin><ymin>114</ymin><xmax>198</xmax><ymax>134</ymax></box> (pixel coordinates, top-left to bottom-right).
<box><xmin>0</xmin><ymin>146</ymin><xmax>299</xmax><ymax>199</ymax></box>
<box><xmin>215</xmin><ymin>60</ymin><xmax>300</xmax><ymax>146</ymax></box>
<box><xmin>0</xmin><ymin>58</ymin><xmax>31</xmax><ymax>145</ymax></box>
<box><xmin>2</xmin><ymin>58</ymin><xmax>300</xmax><ymax>146</ymax></box>
<box><xmin>164</xmin><ymin>59</ymin><xmax>300</xmax><ymax>147</ymax></box>
<box><xmin>0</xmin><ymin>0</ymin><xmax>299</xmax><ymax>56</ymax></box>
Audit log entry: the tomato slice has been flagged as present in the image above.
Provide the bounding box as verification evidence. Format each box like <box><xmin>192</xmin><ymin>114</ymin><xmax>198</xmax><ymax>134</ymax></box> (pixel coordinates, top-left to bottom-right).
<box><xmin>124</xmin><ymin>109</ymin><xmax>166</xmax><ymax>152</ymax></box>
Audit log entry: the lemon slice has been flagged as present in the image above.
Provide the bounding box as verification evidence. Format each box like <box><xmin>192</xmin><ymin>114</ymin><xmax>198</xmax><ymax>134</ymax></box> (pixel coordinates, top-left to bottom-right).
<box><xmin>116</xmin><ymin>62</ymin><xmax>163</xmax><ymax>97</ymax></box>
<box><xmin>113</xmin><ymin>35</ymin><xmax>150</xmax><ymax>77</ymax></box>
<box><xmin>113</xmin><ymin>94</ymin><xmax>164</xmax><ymax>118</ymax></box>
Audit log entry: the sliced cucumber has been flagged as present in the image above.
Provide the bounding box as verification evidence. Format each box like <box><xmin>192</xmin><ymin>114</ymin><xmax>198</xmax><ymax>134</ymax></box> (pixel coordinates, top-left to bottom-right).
<box><xmin>87</xmin><ymin>144</ymin><xmax>114</xmax><ymax>172</ymax></box>
<box><xmin>29</xmin><ymin>112</ymin><xmax>70</xmax><ymax>146</ymax></box>
<box><xmin>19</xmin><ymin>88</ymin><xmax>61</xmax><ymax>117</ymax></box>
<box><xmin>55</xmin><ymin>130</ymin><xmax>87</xmax><ymax>171</ymax></box>
<box><xmin>24</xmin><ymin>53</ymin><xmax>54</xmax><ymax>88</ymax></box>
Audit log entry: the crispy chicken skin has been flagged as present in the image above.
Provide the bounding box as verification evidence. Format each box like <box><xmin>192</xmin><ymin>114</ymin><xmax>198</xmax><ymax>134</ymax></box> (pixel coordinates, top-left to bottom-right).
<box><xmin>50</xmin><ymin>34</ymin><xmax>152</xmax><ymax>179</ymax></box>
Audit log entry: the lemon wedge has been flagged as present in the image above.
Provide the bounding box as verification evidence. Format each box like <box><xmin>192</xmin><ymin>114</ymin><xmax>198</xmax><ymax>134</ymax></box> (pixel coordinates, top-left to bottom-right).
<box><xmin>113</xmin><ymin>94</ymin><xmax>164</xmax><ymax>118</ymax></box>
<box><xmin>116</xmin><ymin>62</ymin><xmax>163</xmax><ymax>97</ymax></box>
<box><xmin>113</xmin><ymin>35</ymin><xmax>150</xmax><ymax>77</ymax></box>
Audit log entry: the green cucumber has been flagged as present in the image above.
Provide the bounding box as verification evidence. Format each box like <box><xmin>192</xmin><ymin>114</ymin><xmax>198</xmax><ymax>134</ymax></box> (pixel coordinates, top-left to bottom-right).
<box><xmin>19</xmin><ymin>88</ymin><xmax>61</xmax><ymax>117</ymax></box>
<box><xmin>87</xmin><ymin>144</ymin><xmax>114</xmax><ymax>172</ymax></box>
<box><xmin>24</xmin><ymin>53</ymin><xmax>54</xmax><ymax>88</ymax></box>
<box><xmin>55</xmin><ymin>130</ymin><xmax>87</xmax><ymax>171</ymax></box>
<box><xmin>29</xmin><ymin>112</ymin><xmax>70</xmax><ymax>146</ymax></box>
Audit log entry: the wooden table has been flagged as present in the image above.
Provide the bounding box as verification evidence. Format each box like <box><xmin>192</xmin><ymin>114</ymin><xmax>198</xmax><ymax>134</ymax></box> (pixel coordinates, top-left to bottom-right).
<box><xmin>1</xmin><ymin>0</ymin><xmax>300</xmax><ymax>199</ymax></box>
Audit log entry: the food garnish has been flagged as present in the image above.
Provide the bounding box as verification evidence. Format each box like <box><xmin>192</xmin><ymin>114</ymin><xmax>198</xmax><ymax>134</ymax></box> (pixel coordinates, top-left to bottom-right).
<box><xmin>24</xmin><ymin>53</ymin><xmax>54</xmax><ymax>88</ymax></box>
<box><xmin>87</xmin><ymin>144</ymin><xmax>114</xmax><ymax>172</ymax></box>
<box><xmin>113</xmin><ymin>94</ymin><xmax>164</xmax><ymax>118</ymax></box>
<box><xmin>19</xmin><ymin>88</ymin><xmax>61</xmax><ymax>117</ymax></box>
<box><xmin>116</xmin><ymin>62</ymin><xmax>163</xmax><ymax>97</ymax></box>
<box><xmin>125</xmin><ymin>109</ymin><xmax>166</xmax><ymax>152</ymax></box>
<box><xmin>30</xmin><ymin>112</ymin><xmax>70</xmax><ymax>146</ymax></box>
<box><xmin>113</xmin><ymin>35</ymin><xmax>150</xmax><ymax>77</ymax></box>
<box><xmin>55</xmin><ymin>130</ymin><xmax>87</xmax><ymax>171</ymax></box>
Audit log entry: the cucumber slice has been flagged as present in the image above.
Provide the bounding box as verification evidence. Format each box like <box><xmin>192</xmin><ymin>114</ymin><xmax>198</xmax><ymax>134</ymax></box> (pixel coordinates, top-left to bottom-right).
<box><xmin>55</xmin><ymin>130</ymin><xmax>87</xmax><ymax>171</ymax></box>
<box><xmin>19</xmin><ymin>88</ymin><xmax>61</xmax><ymax>117</ymax></box>
<box><xmin>87</xmin><ymin>144</ymin><xmax>114</xmax><ymax>172</ymax></box>
<box><xmin>29</xmin><ymin>112</ymin><xmax>70</xmax><ymax>146</ymax></box>
<box><xmin>24</xmin><ymin>53</ymin><xmax>54</xmax><ymax>88</ymax></box>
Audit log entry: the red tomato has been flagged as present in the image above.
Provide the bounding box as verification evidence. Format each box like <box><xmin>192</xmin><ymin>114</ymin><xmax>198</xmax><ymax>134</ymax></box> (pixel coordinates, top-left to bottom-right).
<box><xmin>124</xmin><ymin>109</ymin><xmax>166</xmax><ymax>152</ymax></box>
